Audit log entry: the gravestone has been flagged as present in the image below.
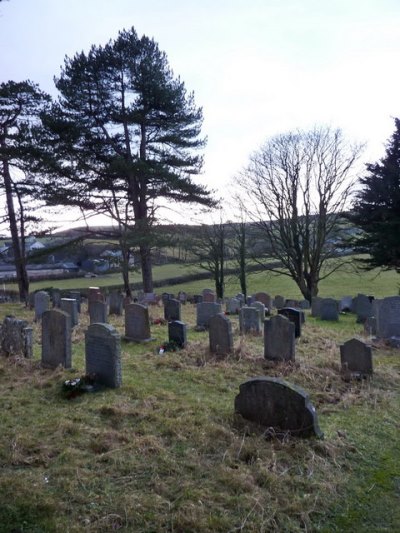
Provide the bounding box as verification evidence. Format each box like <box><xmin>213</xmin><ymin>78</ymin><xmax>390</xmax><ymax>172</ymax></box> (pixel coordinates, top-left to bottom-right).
<box><xmin>178</xmin><ymin>291</ymin><xmax>187</xmax><ymax>304</ymax></box>
<box><xmin>320</xmin><ymin>298</ymin><xmax>339</xmax><ymax>321</ymax></box>
<box><xmin>239</xmin><ymin>306</ymin><xmax>262</xmax><ymax>335</ymax></box>
<box><xmin>364</xmin><ymin>316</ymin><xmax>377</xmax><ymax>336</ymax></box>
<box><xmin>209</xmin><ymin>313</ymin><xmax>233</xmax><ymax>356</ymax></box>
<box><xmin>52</xmin><ymin>288</ymin><xmax>62</xmax><ymax>308</ymax></box>
<box><xmin>89</xmin><ymin>300</ymin><xmax>108</xmax><ymax>324</ymax></box>
<box><xmin>246</xmin><ymin>296</ymin><xmax>254</xmax><ymax>306</ymax></box>
<box><xmin>354</xmin><ymin>293</ymin><xmax>373</xmax><ymax>323</ymax></box>
<box><xmin>299</xmin><ymin>299</ymin><xmax>310</xmax><ymax>310</ymax></box>
<box><xmin>168</xmin><ymin>320</ymin><xmax>187</xmax><ymax>348</ymax></box>
<box><xmin>264</xmin><ymin>315</ymin><xmax>295</xmax><ymax>362</ymax></box>
<box><xmin>339</xmin><ymin>296</ymin><xmax>353</xmax><ymax>313</ymax></box>
<box><xmin>109</xmin><ymin>291</ymin><xmax>123</xmax><ymax>315</ymax></box>
<box><xmin>253</xmin><ymin>301</ymin><xmax>266</xmax><ymax>322</ymax></box>
<box><xmin>285</xmin><ymin>299</ymin><xmax>299</xmax><ymax>308</ymax></box>
<box><xmin>226</xmin><ymin>297</ymin><xmax>241</xmax><ymax>315</ymax></box>
<box><xmin>88</xmin><ymin>287</ymin><xmax>104</xmax><ymax>305</ymax></box>
<box><xmin>125</xmin><ymin>303</ymin><xmax>152</xmax><ymax>342</ymax></box>
<box><xmin>85</xmin><ymin>323</ymin><xmax>121</xmax><ymax>388</ymax></box>
<box><xmin>142</xmin><ymin>292</ymin><xmax>158</xmax><ymax>305</ymax></box>
<box><xmin>34</xmin><ymin>291</ymin><xmax>50</xmax><ymax>321</ymax></box>
<box><xmin>235</xmin><ymin>293</ymin><xmax>245</xmax><ymax>305</ymax></box>
<box><xmin>60</xmin><ymin>298</ymin><xmax>79</xmax><ymax>327</ymax></box>
<box><xmin>164</xmin><ymin>298</ymin><xmax>181</xmax><ymax>322</ymax></box>
<box><xmin>274</xmin><ymin>295</ymin><xmax>285</xmax><ymax>309</ymax></box>
<box><xmin>278</xmin><ymin>307</ymin><xmax>302</xmax><ymax>337</ymax></box>
<box><xmin>202</xmin><ymin>289</ymin><xmax>216</xmax><ymax>303</ymax></box>
<box><xmin>196</xmin><ymin>302</ymin><xmax>222</xmax><ymax>328</ymax></box>
<box><xmin>253</xmin><ymin>292</ymin><xmax>272</xmax><ymax>310</ymax></box>
<box><xmin>123</xmin><ymin>296</ymin><xmax>132</xmax><ymax>309</ymax></box>
<box><xmin>340</xmin><ymin>338</ymin><xmax>373</xmax><ymax>379</ymax></box>
<box><xmin>68</xmin><ymin>291</ymin><xmax>81</xmax><ymax>313</ymax></box>
<box><xmin>41</xmin><ymin>309</ymin><xmax>71</xmax><ymax>369</ymax></box>
<box><xmin>193</xmin><ymin>294</ymin><xmax>203</xmax><ymax>304</ymax></box>
<box><xmin>234</xmin><ymin>377</ymin><xmax>323</xmax><ymax>438</ymax></box>
<box><xmin>311</xmin><ymin>297</ymin><xmax>323</xmax><ymax>317</ymax></box>
<box><xmin>376</xmin><ymin>296</ymin><xmax>400</xmax><ymax>339</ymax></box>
<box><xmin>1</xmin><ymin>316</ymin><xmax>33</xmax><ymax>358</ymax></box>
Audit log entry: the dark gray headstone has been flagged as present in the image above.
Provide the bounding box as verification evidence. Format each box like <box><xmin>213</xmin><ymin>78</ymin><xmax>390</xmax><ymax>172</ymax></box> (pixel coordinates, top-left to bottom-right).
<box><xmin>239</xmin><ymin>306</ymin><xmax>262</xmax><ymax>335</ymax></box>
<box><xmin>60</xmin><ymin>298</ymin><xmax>79</xmax><ymax>327</ymax></box>
<box><xmin>364</xmin><ymin>316</ymin><xmax>377</xmax><ymax>336</ymax></box>
<box><xmin>340</xmin><ymin>338</ymin><xmax>373</xmax><ymax>379</ymax></box>
<box><xmin>168</xmin><ymin>320</ymin><xmax>187</xmax><ymax>348</ymax></box>
<box><xmin>196</xmin><ymin>302</ymin><xmax>222</xmax><ymax>328</ymax></box>
<box><xmin>264</xmin><ymin>314</ymin><xmax>295</xmax><ymax>362</ymax></box>
<box><xmin>202</xmin><ymin>289</ymin><xmax>216</xmax><ymax>303</ymax></box>
<box><xmin>1</xmin><ymin>316</ymin><xmax>32</xmax><ymax>358</ymax></box>
<box><xmin>164</xmin><ymin>298</ymin><xmax>181</xmax><ymax>322</ymax></box>
<box><xmin>320</xmin><ymin>298</ymin><xmax>339</xmax><ymax>321</ymax></box>
<box><xmin>339</xmin><ymin>296</ymin><xmax>353</xmax><ymax>313</ymax></box>
<box><xmin>125</xmin><ymin>303</ymin><xmax>152</xmax><ymax>342</ymax></box>
<box><xmin>109</xmin><ymin>291</ymin><xmax>123</xmax><ymax>315</ymax></box>
<box><xmin>354</xmin><ymin>293</ymin><xmax>373</xmax><ymax>323</ymax></box>
<box><xmin>234</xmin><ymin>377</ymin><xmax>323</xmax><ymax>438</ymax></box>
<box><xmin>41</xmin><ymin>309</ymin><xmax>71</xmax><ymax>369</ymax></box>
<box><xmin>89</xmin><ymin>300</ymin><xmax>108</xmax><ymax>324</ymax></box>
<box><xmin>68</xmin><ymin>291</ymin><xmax>81</xmax><ymax>313</ymax></box>
<box><xmin>85</xmin><ymin>323</ymin><xmax>121</xmax><ymax>388</ymax></box>
<box><xmin>278</xmin><ymin>307</ymin><xmax>302</xmax><ymax>337</ymax></box>
<box><xmin>299</xmin><ymin>299</ymin><xmax>310</xmax><ymax>310</ymax></box>
<box><xmin>178</xmin><ymin>291</ymin><xmax>187</xmax><ymax>304</ymax></box>
<box><xmin>209</xmin><ymin>313</ymin><xmax>233</xmax><ymax>356</ymax></box>
<box><xmin>52</xmin><ymin>288</ymin><xmax>62</xmax><ymax>308</ymax></box>
<box><xmin>34</xmin><ymin>291</ymin><xmax>50</xmax><ymax>321</ymax></box>
<box><xmin>376</xmin><ymin>296</ymin><xmax>400</xmax><ymax>339</ymax></box>
<box><xmin>274</xmin><ymin>295</ymin><xmax>285</xmax><ymax>309</ymax></box>
<box><xmin>311</xmin><ymin>296</ymin><xmax>322</xmax><ymax>317</ymax></box>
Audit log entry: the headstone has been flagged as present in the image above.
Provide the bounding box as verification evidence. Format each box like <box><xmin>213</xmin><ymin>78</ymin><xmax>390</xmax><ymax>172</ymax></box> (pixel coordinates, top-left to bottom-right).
<box><xmin>340</xmin><ymin>338</ymin><xmax>373</xmax><ymax>379</ymax></box>
<box><xmin>0</xmin><ymin>316</ymin><xmax>33</xmax><ymax>358</ymax></box>
<box><xmin>142</xmin><ymin>292</ymin><xmax>158</xmax><ymax>305</ymax></box>
<box><xmin>226</xmin><ymin>297</ymin><xmax>241</xmax><ymax>315</ymax></box>
<box><xmin>178</xmin><ymin>291</ymin><xmax>187</xmax><ymax>304</ymax></box>
<box><xmin>264</xmin><ymin>315</ymin><xmax>295</xmax><ymax>362</ymax></box>
<box><xmin>285</xmin><ymin>299</ymin><xmax>299</xmax><ymax>308</ymax></box>
<box><xmin>88</xmin><ymin>287</ymin><xmax>104</xmax><ymax>305</ymax></box>
<box><xmin>52</xmin><ymin>288</ymin><xmax>62</xmax><ymax>308</ymax></box>
<box><xmin>41</xmin><ymin>309</ymin><xmax>71</xmax><ymax>369</ymax></box>
<box><xmin>278</xmin><ymin>307</ymin><xmax>302</xmax><ymax>337</ymax></box>
<box><xmin>202</xmin><ymin>289</ymin><xmax>216</xmax><ymax>303</ymax></box>
<box><xmin>253</xmin><ymin>301</ymin><xmax>266</xmax><ymax>322</ymax></box>
<box><xmin>234</xmin><ymin>377</ymin><xmax>323</xmax><ymax>438</ymax></box>
<box><xmin>274</xmin><ymin>295</ymin><xmax>285</xmax><ymax>309</ymax></box>
<box><xmin>239</xmin><ymin>306</ymin><xmax>262</xmax><ymax>335</ymax></box>
<box><xmin>339</xmin><ymin>296</ymin><xmax>353</xmax><ymax>313</ymax></box>
<box><xmin>364</xmin><ymin>316</ymin><xmax>377</xmax><ymax>336</ymax></box>
<box><xmin>34</xmin><ymin>291</ymin><xmax>50</xmax><ymax>321</ymax></box>
<box><xmin>196</xmin><ymin>302</ymin><xmax>222</xmax><ymax>328</ymax></box>
<box><xmin>253</xmin><ymin>292</ymin><xmax>272</xmax><ymax>310</ymax></box>
<box><xmin>60</xmin><ymin>298</ymin><xmax>79</xmax><ymax>327</ymax></box>
<box><xmin>246</xmin><ymin>296</ymin><xmax>254</xmax><ymax>306</ymax></box>
<box><xmin>123</xmin><ymin>296</ymin><xmax>132</xmax><ymax>309</ymax></box>
<box><xmin>299</xmin><ymin>299</ymin><xmax>310</xmax><ymax>310</ymax></box>
<box><xmin>235</xmin><ymin>293</ymin><xmax>245</xmax><ymax>305</ymax></box>
<box><xmin>320</xmin><ymin>298</ymin><xmax>339</xmax><ymax>321</ymax></box>
<box><xmin>109</xmin><ymin>291</ymin><xmax>123</xmax><ymax>315</ymax></box>
<box><xmin>85</xmin><ymin>323</ymin><xmax>121</xmax><ymax>388</ymax></box>
<box><xmin>354</xmin><ymin>293</ymin><xmax>373</xmax><ymax>323</ymax></box>
<box><xmin>311</xmin><ymin>296</ymin><xmax>323</xmax><ymax>318</ymax></box>
<box><xmin>193</xmin><ymin>294</ymin><xmax>203</xmax><ymax>304</ymax></box>
<box><xmin>89</xmin><ymin>300</ymin><xmax>108</xmax><ymax>324</ymax></box>
<box><xmin>125</xmin><ymin>303</ymin><xmax>152</xmax><ymax>342</ymax></box>
<box><xmin>376</xmin><ymin>296</ymin><xmax>400</xmax><ymax>339</ymax></box>
<box><xmin>168</xmin><ymin>320</ymin><xmax>187</xmax><ymax>348</ymax></box>
<box><xmin>68</xmin><ymin>291</ymin><xmax>81</xmax><ymax>313</ymax></box>
<box><xmin>164</xmin><ymin>298</ymin><xmax>181</xmax><ymax>322</ymax></box>
<box><xmin>209</xmin><ymin>313</ymin><xmax>233</xmax><ymax>356</ymax></box>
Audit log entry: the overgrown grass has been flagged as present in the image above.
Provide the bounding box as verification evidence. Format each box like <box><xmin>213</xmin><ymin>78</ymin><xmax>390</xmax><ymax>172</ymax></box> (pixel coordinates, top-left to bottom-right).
<box><xmin>0</xmin><ymin>301</ymin><xmax>399</xmax><ymax>532</ymax></box>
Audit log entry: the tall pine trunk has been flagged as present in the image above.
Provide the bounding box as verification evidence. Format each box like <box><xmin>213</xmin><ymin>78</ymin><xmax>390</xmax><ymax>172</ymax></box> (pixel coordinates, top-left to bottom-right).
<box><xmin>140</xmin><ymin>243</ymin><xmax>153</xmax><ymax>293</ymax></box>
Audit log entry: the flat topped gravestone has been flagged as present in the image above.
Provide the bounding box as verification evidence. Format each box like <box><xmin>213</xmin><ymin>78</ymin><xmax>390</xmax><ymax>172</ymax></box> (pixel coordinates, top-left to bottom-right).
<box><xmin>168</xmin><ymin>320</ymin><xmax>187</xmax><ymax>348</ymax></box>
<box><xmin>209</xmin><ymin>313</ymin><xmax>233</xmax><ymax>356</ymax></box>
<box><xmin>89</xmin><ymin>300</ymin><xmax>108</xmax><ymax>325</ymax></box>
<box><xmin>109</xmin><ymin>291</ymin><xmax>123</xmax><ymax>315</ymax></box>
<box><xmin>320</xmin><ymin>298</ymin><xmax>339</xmax><ymax>321</ymax></box>
<box><xmin>60</xmin><ymin>298</ymin><xmax>79</xmax><ymax>327</ymax></box>
<box><xmin>264</xmin><ymin>314</ymin><xmax>295</xmax><ymax>362</ymax></box>
<box><xmin>125</xmin><ymin>303</ymin><xmax>153</xmax><ymax>342</ymax></box>
<box><xmin>354</xmin><ymin>293</ymin><xmax>373</xmax><ymax>323</ymax></box>
<box><xmin>278</xmin><ymin>307</ymin><xmax>302</xmax><ymax>338</ymax></box>
<box><xmin>0</xmin><ymin>316</ymin><xmax>33</xmax><ymax>358</ymax></box>
<box><xmin>274</xmin><ymin>295</ymin><xmax>285</xmax><ymax>309</ymax></box>
<box><xmin>164</xmin><ymin>298</ymin><xmax>181</xmax><ymax>322</ymax></box>
<box><xmin>196</xmin><ymin>302</ymin><xmax>222</xmax><ymax>329</ymax></box>
<box><xmin>376</xmin><ymin>296</ymin><xmax>400</xmax><ymax>339</ymax></box>
<box><xmin>234</xmin><ymin>377</ymin><xmax>323</xmax><ymax>438</ymax></box>
<box><xmin>85</xmin><ymin>323</ymin><xmax>121</xmax><ymax>388</ymax></box>
<box><xmin>340</xmin><ymin>338</ymin><xmax>373</xmax><ymax>379</ymax></box>
<box><xmin>41</xmin><ymin>309</ymin><xmax>71</xmax><ymax>369</ymax></box>
<box><xmin>239</xmin><ymin>306</ymin><xmax>262</xmax><ymax>335</ymax></box>
<box><xmin>34</xmin><ymin>291</ymin><xmax>50</xmax><ymax>321</ymax></box>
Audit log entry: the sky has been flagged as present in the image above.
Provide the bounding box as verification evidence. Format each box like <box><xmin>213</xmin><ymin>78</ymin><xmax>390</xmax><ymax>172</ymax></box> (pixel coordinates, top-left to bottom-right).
<box><xmin>1</xmin><ymin>0</ymin><xmax>400</xmax><ymax>228</ymax></box>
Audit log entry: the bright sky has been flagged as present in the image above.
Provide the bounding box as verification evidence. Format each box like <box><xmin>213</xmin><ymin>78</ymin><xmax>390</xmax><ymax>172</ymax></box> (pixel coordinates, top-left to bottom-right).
<box><xmin>1</xmin><ymin>0</ymin><xmax>400</xmax><ymax>227</ymax></box>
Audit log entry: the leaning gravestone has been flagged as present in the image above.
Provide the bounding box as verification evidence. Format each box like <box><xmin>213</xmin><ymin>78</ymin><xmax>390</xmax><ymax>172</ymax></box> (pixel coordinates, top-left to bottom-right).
<box><xmin>1</xmin><ymin>316</ymin><xmax>33</xmax><ymax>358</ymax></box>
<box><xmin>239</xmin><ymin>306</ymin><xmax>262</xmax><ymax>335</ymax></box>
<box><xmin>164</xmin><ymin>298</ymin><xmax>181</xmax><ymax>322</ymax></box>
<box><xmin>109</xmin><ymin>291</ymin><xmax>123</xmax><ymax>315</ymax></box>
<box><xmin>264</xmin><ymin>314</ymin><xmax>295</xmax><ymax>362</ymax></box>
<box><xmin>168</xmin><ymin>320</ymin><xmax>187</xmax><ymax>348</ymax></box>
<box><xmin>34</xmin><ymin>291</ymin><xmax>50</xmax><ymax>321</ymax></box>
<box><xmin>41</xmin><ymin>309</ymin><xmax>71</xmax><ymax>369</ymax></box>
<box><xmin>320</xmin><ymin>298</ymin><xmax>339</xmax><ymax>321</ymax></box>
<box><xmin>234</xmin><ymin>377</ymin><xmax>323</xmax><ymax>438</ymax></box>
<box><xmin>89</xmin><ymin>300</ymin><xmax>108</xmax><ymax>325</ymax></box>
<box><xmin>85</xmin><ymin>323</ymin><xmax>121</xmax><ymax>388</ymax></box>
<box><xmin>125</xmin><ymin>303</ymin><xmax>152</xmax><ymax>342</ymax></box>
<box><xmin>196</xmin><ymin>302</ymin><xmax>222</xmax><ymax>328</ymax></box>
<box><xmin>209</xmin><ymin>313</ymin><xmax>233</xmax><ymax>356</ymax></box>
<box><xmin>278</xmin><ymin>307</ymin><xmax>302</xmax><ymax>338</ymax></box>
<box><xmin>376</xmin><ymin>296</ymin><xmax>400</xmax><ymax>339</ymax></box>
<box><xmin>60</xmin><ymin>298</ymin><xmax>79</xmax><ymax>327</ymax></box>
<box><xmin>340</xmin><ymin>338</ymin><xmax>373</xmax><ymax>379</ymax></box>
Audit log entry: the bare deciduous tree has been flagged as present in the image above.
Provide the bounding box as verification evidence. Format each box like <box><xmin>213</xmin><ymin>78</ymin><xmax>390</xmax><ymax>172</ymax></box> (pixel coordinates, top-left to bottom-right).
<box><xmin>234</xmin><ymin>126</ymin><xmax>363</xmax><ymax>301</ymax></box>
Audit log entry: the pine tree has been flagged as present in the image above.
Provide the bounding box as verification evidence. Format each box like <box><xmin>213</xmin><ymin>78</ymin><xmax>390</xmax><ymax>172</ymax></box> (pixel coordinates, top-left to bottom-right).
<box><xmin>349</xmin><ymin>118</ymin><xmax>400</xmax><ymax>271</ymax></box>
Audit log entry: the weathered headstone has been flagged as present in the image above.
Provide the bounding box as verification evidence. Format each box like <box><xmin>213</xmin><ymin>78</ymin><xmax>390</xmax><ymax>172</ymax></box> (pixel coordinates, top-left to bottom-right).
<box><xmin>264</xmin><ymin>315</ymin><xmax>295</xmax><ymax>362</ymax></box>
<box><xmin>109</xmin><ymin>291</ymin><xmax>123</xmax><ymax>315</ymax></box>
<box><xmin>68</xmin><ymin>291</ymin><xmax>81</xmax><ymax>313</ymax></box>
<box><xmin>0</xmin><ymin>316</ymin><xmax>33</xmax><ymax>358</ymax></box>
<box><xmin>125</xmin><ymin>303</ymin><xmax>152</xmax><ymax>342</ymax></box>
<box><xmin>89</xmin><ymin>300</ymin><xmax>108</xmax><ymax>324</ymax></box>
<box><xmin>340</xmin><ymin>338</ymin><xmax>373</xmax><ymax>379</ymax></box>
<box><xmin>60</xmin><ymin>298</ymin><xmax>79</xmax><ymax>327</ymax></box>
<box><xmin>354</xmin><ymin>293</ymin><xmax>373</xmax><ymax>323</ymax></box>
<box><xmin>168</xmin><ymin>320</ymin><xmax>187</xmax><ymax>348</ymax></box>
<box><xmin>253</xmin><ymin>292</ymin><xmax>273</xmax><ymax>310</ymax></box>
<box><xmin>299</xmin><ymin>299</ymin><xmax>310</xmax><ymax>310</ymax></box>
<box><xmin>202</xmin><ymin>289</ymin><xmax>216</xmax><ymax>303</ymax></box>
<box><xmin>311</xmin><ymin>296</ymin><xmax>323</xmax><ymax>318</ymax></box>
<box><xmin>52</xmin><ymin>288</ymin><xmax>62</xmax><ymax>308</ymax></box>
<box><xmin>178</xmin><ymin>291</ymin><xmax>187</xmax><ymax>304</ymax></box>
<box><xmin>234</xmin><ymin>377</ymin><xmax>323</xmax><ymax>438</ymax></box>
<box><xmin>278</xmin><ymin>307</ymin><xmax>302</xmax><ymax>337</ymax></box>
<box><xmin>376</xmin><ymin>296</ymin><xmax>400</xmax><ymax>339</ymax></box>
<box><xmin>88</xmin><ymin>287</ymin><xmax>104</xmax><ymax>305</ymax></box>
<box><xmin>239</xmin><ymin>306</ymin><xmax>262</xmax><ymax>335</ymax></box>
<box><xmin>364</xmin><ymin>316</ymin><xmax>377</xmax><ymax>336</ymax></box>
<box><xmin>339</xmin><ymin>296</ymin><xmax>353</xmax><ymax>313</ymax></box>
<box><xmin>193</xmin><ymin>294</ymin><xmax>203</xmax><ymax>304</ymax></box>
<box><xmin>196</xmin><ymin>302</ymin><xmax>222</xmax><ymax>328</ymax></box>
<box><xmin>253</xmin><ymin>301</ymin><xmax>266</xmax><ymax>322</ymax></box>
<box><xmin>34</xmin><ymin>291</ymin><xmax>50</xmax><ymax>321</ymax></box>
<box><xmin>41</xmin><ymin>309</ymin><xmax>71</xmax><ymax>369</ymax></box>
<box><xmin>285</xmin><ymin>299</ymin><xmax>299</xmax><ymax>308</ymax></box>
<box><xmin>226</xmin><ymin>297</ymin><xmax>241</xmax><ymax>315</ymax></box>
<box><xmin>85</xmin><ymin>323</ymin><xmax>121</xmax><ymax>388</ymax></box>
<box><xmin>274</xmin><ymin>295</ymin><xmax>285</xmax><ymax>309</ymax></box>
<box><xmin>320</xmin><ymin>298</ymin><xmax>339</xmax><ymax>321</ymax></box>
<box><xmin>209</xmin><ymin>313</ymin><xmax>233</xmax><ymax>356</ymax></box>
<box><xmin>164</xmin><ymin>298</ymin><xmax>181</xmax><ymax>322</ymax></box>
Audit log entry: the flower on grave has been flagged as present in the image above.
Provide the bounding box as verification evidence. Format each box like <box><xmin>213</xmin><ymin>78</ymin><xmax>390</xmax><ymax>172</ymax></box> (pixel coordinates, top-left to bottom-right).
<box><xmin>157</xmin><ymin>340</ymin><xmax>180</xmax><ymax>354</ymax></box>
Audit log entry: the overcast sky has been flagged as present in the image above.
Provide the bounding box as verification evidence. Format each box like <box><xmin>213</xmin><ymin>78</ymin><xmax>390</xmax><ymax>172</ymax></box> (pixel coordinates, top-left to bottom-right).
<box><xmin>1</xmin><ymin>0</ymin><xmax>400</xmax><ymax>227</ymax></box>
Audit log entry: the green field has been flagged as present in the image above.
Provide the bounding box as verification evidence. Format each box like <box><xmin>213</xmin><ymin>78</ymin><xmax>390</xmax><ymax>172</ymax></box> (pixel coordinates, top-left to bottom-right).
<box><xmin>0</xmin><ymin>294</ymin><xmax>399</xmax><ymax>531</ymax></box>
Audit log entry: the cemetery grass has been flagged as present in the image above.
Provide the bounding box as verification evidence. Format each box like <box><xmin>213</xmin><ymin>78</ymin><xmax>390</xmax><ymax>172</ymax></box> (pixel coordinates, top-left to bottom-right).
<box><xmin>0</xmin><ymin>305</ymin><xmax>399</xmax><ymax>532</ymax></box>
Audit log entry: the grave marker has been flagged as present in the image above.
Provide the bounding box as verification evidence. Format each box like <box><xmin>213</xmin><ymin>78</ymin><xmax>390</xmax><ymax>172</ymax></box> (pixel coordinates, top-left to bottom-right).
<box><xmin>85</xmin><ymin>323</ymin><xmax>121</xmax><ymax>388</ymax></box>
<box><xmin>41</xmin><ymin>309</ymin><xmax>71</xmax><ymax>369</ymax></box>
